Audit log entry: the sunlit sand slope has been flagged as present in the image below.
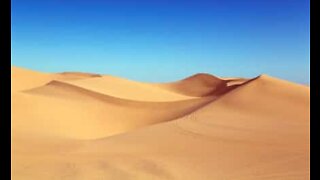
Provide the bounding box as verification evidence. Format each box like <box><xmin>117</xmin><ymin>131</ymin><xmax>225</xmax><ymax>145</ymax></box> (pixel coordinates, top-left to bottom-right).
<box><xmin>11</xmin><ymin>66</ymin><xmax>309</xmax><ymax>180</ymax></box>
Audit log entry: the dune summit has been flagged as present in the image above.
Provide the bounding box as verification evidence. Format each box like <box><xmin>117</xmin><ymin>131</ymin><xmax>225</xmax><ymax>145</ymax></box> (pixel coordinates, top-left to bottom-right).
<box><xmin>11</xmin><ymin>66</ymin><xmax>310</xmax><ymax>180</ymax></box>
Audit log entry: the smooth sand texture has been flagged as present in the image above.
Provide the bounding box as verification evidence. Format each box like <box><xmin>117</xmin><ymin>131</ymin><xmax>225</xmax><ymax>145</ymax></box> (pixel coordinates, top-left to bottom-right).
<box><xmin>11</xmin><ymin>66</ymin><xmax>310</xmax><ymax>180</ymax></box>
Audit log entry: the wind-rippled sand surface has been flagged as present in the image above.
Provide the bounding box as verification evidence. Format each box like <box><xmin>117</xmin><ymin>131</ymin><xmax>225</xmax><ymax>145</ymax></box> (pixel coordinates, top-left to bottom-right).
<box><xmin>11</xmin><ymin>66</ymin><xmax>310</xmax><ymax>180</ymax></box>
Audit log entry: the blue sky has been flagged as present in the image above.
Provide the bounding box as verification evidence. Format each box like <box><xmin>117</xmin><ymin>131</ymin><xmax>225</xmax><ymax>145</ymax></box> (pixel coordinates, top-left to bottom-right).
<box><xmin>12</xmin><ymin>0</ymin><xmax>310</xmax><ymax>84</ymax></box>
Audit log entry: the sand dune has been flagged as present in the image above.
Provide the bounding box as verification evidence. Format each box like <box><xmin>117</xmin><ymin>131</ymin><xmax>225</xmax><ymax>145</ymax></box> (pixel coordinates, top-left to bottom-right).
<box><xmin>11</xmin><ymin>66</ymin><xmax>101</xmax><ymax>92</ymax></box>
<box><xmin>11</xmin><ymin>66</ymin><xmax>309</xmax><ymax>180</ymax></box>
<box><xmin>15</xmin><ymin>80</ymin><xmax>216</xmax><ymax>139</ymax></box>
<box><xmin>46</xmin><ymin>76</ymin><xmax>196</xmax><ymax>102</ymax></box>
<box><xmin>156</xmin><ymin>73</ymin><xmax>228</xmax><ymax>97</ymax></box>
<box><xmin>11</xmin><ymin>66</ymin><xmax>51</xmax><ymax>92</ymax></box>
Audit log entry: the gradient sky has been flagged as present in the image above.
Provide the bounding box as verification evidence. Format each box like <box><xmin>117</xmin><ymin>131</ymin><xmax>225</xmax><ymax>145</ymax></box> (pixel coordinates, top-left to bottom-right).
<box><xmin>12</xmin><ymin>0</ymin><xmax>310</xmax><ymax>84</ymax></box>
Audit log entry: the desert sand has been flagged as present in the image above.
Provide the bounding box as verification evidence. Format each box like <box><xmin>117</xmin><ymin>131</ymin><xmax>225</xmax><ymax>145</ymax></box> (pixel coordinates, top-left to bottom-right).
<box><xmin>11</xmin><ymin>66</ymin><xmax>310</xmax><ymax>180</ymax></box>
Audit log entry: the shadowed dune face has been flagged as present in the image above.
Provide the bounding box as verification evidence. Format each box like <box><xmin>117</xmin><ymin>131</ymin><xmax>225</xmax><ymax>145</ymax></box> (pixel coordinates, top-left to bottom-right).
<box><xmin>11</xmin><ymin>66</ymin><xmax>310</xmax><ymax>180</ymax></box>
<box><xmin>156</xmin><ymin>73</ymin><xmax>229</xmax><ymax>97</ymax></box>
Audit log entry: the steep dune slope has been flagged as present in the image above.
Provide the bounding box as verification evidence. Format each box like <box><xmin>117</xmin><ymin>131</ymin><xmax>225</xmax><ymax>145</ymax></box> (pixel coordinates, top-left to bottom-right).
<box><xmin>11</xmin><ymin>67</ymin><xmax>309</xmax><ymax>180</ymax></box>
<box><xmin>156</xmin><ymin>73</ymin><xmax>228</xmax><ymax>97</ymax></box>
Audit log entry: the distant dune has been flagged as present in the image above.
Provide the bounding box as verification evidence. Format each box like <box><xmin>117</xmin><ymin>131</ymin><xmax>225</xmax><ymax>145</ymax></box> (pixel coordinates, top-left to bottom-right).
<box><xmin>11</xmin><ymin>66</ymin><xmax>310</xmax><ymax>180</ymax></box>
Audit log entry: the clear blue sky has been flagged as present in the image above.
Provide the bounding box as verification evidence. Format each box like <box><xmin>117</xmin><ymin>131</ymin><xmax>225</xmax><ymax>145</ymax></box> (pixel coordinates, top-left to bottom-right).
<box><xmin>12</xmin><ymin>0</ymin><xmax>310</xmax><ymax>84</ymax></box>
